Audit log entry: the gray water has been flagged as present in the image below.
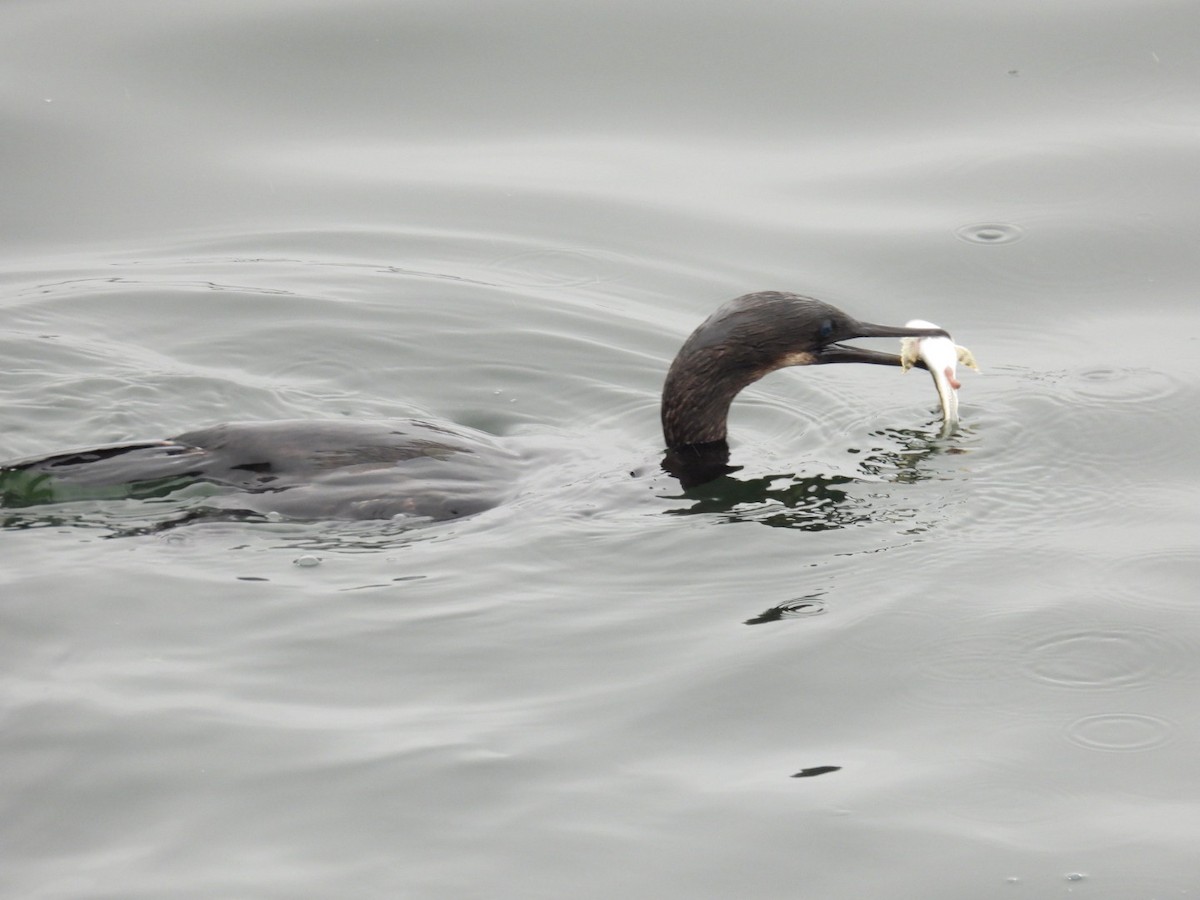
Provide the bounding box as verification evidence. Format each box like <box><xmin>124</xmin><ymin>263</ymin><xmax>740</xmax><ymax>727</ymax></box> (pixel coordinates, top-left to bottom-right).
<box><xmin>3</xmin><ymin>2</ymin><xmax>1200</xmax><ymax>898</ymax></box>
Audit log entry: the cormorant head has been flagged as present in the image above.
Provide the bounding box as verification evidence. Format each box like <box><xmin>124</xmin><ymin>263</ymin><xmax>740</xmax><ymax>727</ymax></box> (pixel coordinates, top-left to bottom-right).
<box><xmin>661</xmin><ymin>292</ymin><xmax>954</xmax><ymax>452</ymax></box>
<box><xmin>673</xmin><ymin>292</ymin><xmax>950</xmax><ymax>379</ymax></box>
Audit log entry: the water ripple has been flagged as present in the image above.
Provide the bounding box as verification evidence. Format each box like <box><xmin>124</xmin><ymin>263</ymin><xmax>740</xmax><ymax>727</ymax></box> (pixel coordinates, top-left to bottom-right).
<box><xmin>1064</xmin><ymin>713</ymin><xmax>1177</xmax><ymax>753</ymax></box>
<box><xmin>955</xmin><ymin>214</ymin><xmax>1186</xmax><ymax>292</ymax></box>
<box><xmin>1019</xmin><ymin>626</ymin><xmax>1190</xmax><ymax>692</ymax></box>
<box><xmin>487</xmin><ymin>248</ymin><xmax>622</xmax><ymax>288</ymax></box>
<box><xmin>901</xmin><ymin>631</ymin><xmax>1033</xmax><ymax>714</ymax></box>
<box><xmin>940</xmin><ymin>765</ymin><xmax>1074</xmax><ymax>824</ymax></box>
<box><xmin>895</xmin><ymin>594</ymin><xmax>1199</xmax><ymax>717</ymax></box>
<box><xmin>1068</xmin><ymin>366</ymin><xmax>1183</xmax><ymax>405</ymax></box>
<box><xmin>1104</xmin><ymin>546</ymin><xmax>1200</xmax><ymax>611</ymax></box>
<box><xmin>743</xmin><ymin>596</ymin><xmax>827</xmax><ymax>625</ymax></box>
<box><xmin>952</xmin><ymin>365</ymin><xmax>1191</xmax><ymax>543</ymax></box>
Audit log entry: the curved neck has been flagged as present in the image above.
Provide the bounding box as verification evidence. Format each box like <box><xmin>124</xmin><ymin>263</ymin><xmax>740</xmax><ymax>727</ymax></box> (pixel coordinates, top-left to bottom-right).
<box><xmin>661</xmin><ymin>349</ymin><xmax>765</xmax><ymax>449</ymax></box>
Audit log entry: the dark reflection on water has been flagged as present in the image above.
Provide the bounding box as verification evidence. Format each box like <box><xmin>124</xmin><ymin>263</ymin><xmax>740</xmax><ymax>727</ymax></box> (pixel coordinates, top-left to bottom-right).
<box><xmin>744</xmin><ymin>595</ymin><xmax>827</xmax><ymax>625</ymax></box>
<box><xmin>663</xmin><ymin>471</ymin><xmax>862</xmax><ymax>531</ymax></box>
<box><xmin>791</xmin><ymin>765</ymin><xmax>842</xmax><ymax>779</ymax></box>
<box><xmin>0</xmin><ymin>501</ymin><xmax>264</xmax><ymax>539</ymax></box>
<box><xmin>855</xmin><ymin>425</ymin><xmax>974</xmax><ymax>483</ymax></box>
<box><xmin>663</xmin><ymin>424</ymin><xmax>969</xmax><ymax>529</ymax></box>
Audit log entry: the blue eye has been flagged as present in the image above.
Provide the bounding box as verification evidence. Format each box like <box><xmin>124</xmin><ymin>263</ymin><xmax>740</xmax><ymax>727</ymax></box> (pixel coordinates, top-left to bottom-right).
<box><xmin>818</xmin><ymin>319</ymin><xmax>834</xmax><ymax>340</ymax></box>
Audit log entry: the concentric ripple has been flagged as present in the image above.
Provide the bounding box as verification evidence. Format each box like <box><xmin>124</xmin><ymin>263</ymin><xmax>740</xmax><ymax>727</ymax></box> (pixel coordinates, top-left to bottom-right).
<box><xmin>1068</xmin><ymin>365</ymin><xmax>1184</xmax><ymax>406</ymax></box>
<box><xmin>1064</xmin><ymin>713</ymin><xmax>1176</xmax><ymax>752</ymax></box>
<box><xmin>1019</xmin><ymin>626</ymin><xmax>1189</xmax><ymax>692</ymax></box>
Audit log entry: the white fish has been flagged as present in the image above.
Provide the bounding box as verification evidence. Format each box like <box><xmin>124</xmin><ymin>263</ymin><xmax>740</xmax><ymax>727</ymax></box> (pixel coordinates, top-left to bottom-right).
<box><xmin>900</xmin><ymin>319</ymin><xmax>980</xmax><ymax>427</ymax></box>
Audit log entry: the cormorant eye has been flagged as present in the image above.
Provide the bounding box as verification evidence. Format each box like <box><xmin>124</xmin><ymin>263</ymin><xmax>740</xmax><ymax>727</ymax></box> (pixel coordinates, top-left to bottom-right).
<box><xmin>818</xmin><ymin>319</ymin><xmax>835</xmax><ymax>340</ymax></box>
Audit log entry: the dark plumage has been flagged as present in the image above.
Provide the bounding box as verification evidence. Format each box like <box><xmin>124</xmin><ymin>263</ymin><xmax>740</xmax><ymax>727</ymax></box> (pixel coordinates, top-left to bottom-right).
<box><xmin>1</xmin><ymin>291</ymin><xmax>948</xmax><ymax>520</ymax></box>
<box><xmin>662</xmin><ymin>291</ymin><xmax>946</xmax><ymax>447</ymax></box>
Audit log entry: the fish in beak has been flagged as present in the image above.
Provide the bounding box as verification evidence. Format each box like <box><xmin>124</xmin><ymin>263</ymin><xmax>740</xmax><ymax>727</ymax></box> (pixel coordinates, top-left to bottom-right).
<box><xmin>899</xmin><ymin>319</ymin><xmax>980</xmax><ymax>427</ymax></box>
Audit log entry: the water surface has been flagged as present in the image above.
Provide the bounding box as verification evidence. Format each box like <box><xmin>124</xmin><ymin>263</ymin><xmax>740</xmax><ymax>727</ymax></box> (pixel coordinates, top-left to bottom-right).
<box><xmin>3</xmin><ymin>2</ymin><xmax>1200</xmax><ymax>897</ymax></box>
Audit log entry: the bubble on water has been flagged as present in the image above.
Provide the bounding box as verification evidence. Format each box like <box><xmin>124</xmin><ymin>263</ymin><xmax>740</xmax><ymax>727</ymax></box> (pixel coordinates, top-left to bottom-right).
<box><xmin>955</xmin><ymin>222</ymin><xmax>1025</xmax><ymax>244</ymax></box>
<box><xmin>294</xmin><ymin>554</ymin><xmax>322</xmax><ymax>567</ymax></box>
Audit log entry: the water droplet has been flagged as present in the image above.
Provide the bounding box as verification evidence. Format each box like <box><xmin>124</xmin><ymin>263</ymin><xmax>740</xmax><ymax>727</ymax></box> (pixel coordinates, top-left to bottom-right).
<box><xmin>955</xmin><ymin>222</ymin><xmax>1026</xmax><ymax>244</ymax></box>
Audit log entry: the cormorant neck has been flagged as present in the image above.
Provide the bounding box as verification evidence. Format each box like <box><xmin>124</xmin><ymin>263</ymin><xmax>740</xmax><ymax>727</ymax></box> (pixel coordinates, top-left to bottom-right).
<box><xmin>660</xmin><ymin>349</ymin><xmax>764</xmax><ymax>448</ymax></box>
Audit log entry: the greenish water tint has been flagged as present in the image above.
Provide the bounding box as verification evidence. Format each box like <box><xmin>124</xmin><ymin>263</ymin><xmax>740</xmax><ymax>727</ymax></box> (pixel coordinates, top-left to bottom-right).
<box><xmin>0</xmin><ymin>467</ymin><xmax>197</xmax><ymax>508</ymax></box>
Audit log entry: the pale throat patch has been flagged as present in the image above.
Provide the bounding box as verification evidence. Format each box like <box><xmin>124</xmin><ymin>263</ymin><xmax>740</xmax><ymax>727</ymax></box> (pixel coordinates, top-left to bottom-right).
<box><xmin>775</xmin><ymin>350</ymin><xmax>818</xmax><ymax>369</ymax></box>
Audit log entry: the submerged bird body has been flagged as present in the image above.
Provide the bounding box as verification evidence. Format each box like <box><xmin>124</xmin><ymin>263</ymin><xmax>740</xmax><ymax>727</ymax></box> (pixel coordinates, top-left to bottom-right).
<box><xmin>0</xmin><ymin>419</ymin><xmax>519</xmax><ymax>520</ymax></box>
<box><xmin>1</xmin><ymin>291</ymin><xmax>952</xmax><ymax>520</ymax></box>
